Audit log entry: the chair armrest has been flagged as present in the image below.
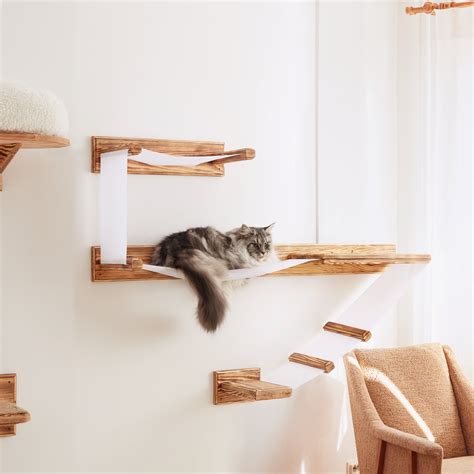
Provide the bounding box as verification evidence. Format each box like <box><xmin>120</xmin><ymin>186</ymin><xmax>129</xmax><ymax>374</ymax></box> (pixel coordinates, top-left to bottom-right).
<box><xmin>371</xmin><ymin>420</ymin><xmax>443</xmax><ymax>458</ymax></box>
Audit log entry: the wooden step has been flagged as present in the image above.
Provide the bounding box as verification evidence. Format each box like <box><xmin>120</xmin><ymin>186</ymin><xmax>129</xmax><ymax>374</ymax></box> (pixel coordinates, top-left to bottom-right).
<box><xmin>0</xmin><ymin>374</ymin><xmax>31</xmax><ymax>437</ymax></box>
<box><xmin>323</xmin><ymin>322</ymin><xmax>372</xmax><ymax>342</ymax></box>
<box><xmin>289</xmin><ymin>352</ymin><xmax>335</xmax><ymax>373</ymax></box>
<box><xmin>214</xmin><ymin>368</ymin><xmax>291</xmax><ymax>405</ymax></box>
<box><xmin>0</xmin><ymin>402</ymin><xmax>30</xmax><ymax>426</ymax></box>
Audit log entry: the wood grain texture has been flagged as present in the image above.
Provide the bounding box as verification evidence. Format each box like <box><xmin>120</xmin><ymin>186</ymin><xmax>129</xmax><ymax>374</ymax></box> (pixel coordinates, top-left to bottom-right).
<box><xmin>289</xmin><ymin>352</ymin><xmax>335</xmax><ymax>373</ymax></box>
<box><xmin>0</xmin><ymin>132</ymin><xmax>69</xmax><ymax>148</ymax></box>
<box><xmin>91</xmin><ymin>244</ymin><xmax>430</xmax><ymax>282</ymax></box>
<box><xmin>91</xmin><ymin>136</ymin><xmax>255</xmax><ymax>176</ymax></box>
<box><xmin>0</xmin><ymin>143</ymin><xmax>21</xmax><ymax>173</ymax></box>
<box><xmin>323</xmin><ymin>322</ymin><xmax>372</xmax><ymax>342</ymax></box>
<box><xmin>0</xmin><ymin>374</ymin><xmax>31</xmax><ymax>437</ymax></box>
<box><xmin>214</xmin><ymin>368</ymin><xmax>291</xmax><ymax>404</ymax></box>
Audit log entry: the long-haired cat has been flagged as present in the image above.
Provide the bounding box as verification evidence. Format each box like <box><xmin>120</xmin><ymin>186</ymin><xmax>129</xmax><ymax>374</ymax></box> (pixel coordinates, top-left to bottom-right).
<box><xmin>151</xmin><ymin>224</ymin><xmax>276</xmax><ymax>332</ymax></box>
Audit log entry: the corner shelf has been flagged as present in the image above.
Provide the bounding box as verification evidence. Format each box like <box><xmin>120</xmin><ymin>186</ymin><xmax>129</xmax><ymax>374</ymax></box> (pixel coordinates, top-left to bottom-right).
<box><xmin>0</xmin><ymin>131</ymin><xmax>70</xmax><ymax>191</ymax></box>
<box><xmin>91</xmin><ymin>136</ymin><xmax>255</xmax><ymax>177</ymax></box>
<box><xmin>0</xmin><ymin>374</ymin><xmax>31</xmax><ymax>437</ymax></box>
<box><xmin>91</xmin><ymin>244</ymin><xmax>430</xmax><ymax>282</ymax></box>
<box><xmin>213</xmin><ymin>368</ymin><xmax>291</xmax><ymax>404</ymax></box>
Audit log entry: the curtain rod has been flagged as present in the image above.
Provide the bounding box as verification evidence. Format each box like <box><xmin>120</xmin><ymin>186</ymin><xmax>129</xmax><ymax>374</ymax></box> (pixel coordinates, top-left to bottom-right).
<box><xmin>406</xmin><ymin>1</ymin><xmax>474</xmax><ymax>15</ymax></box>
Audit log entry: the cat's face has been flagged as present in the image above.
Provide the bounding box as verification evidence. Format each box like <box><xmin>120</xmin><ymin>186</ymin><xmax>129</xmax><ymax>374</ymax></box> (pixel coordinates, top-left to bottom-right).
<box><xmin>238</xmin><ymin>224</ymin><xmax>275</xmax><ymax>262</ymax></box>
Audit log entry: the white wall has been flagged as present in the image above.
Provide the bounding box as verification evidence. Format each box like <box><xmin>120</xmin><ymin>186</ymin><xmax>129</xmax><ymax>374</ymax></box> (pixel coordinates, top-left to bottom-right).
<box><xmin>1</xmin><ymin>1</ymin><xmax>402</xmax><ymax>473</ymax></box>
<box><xmin>318</xmin><ymin>1</ymin><xmax>398</xmax><ymax>244</ymax></box>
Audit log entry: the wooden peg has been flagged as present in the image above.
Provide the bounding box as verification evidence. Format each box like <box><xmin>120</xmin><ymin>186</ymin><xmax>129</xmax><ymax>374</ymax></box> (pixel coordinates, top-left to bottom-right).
<box><xmin>323</xmin><ymin>322</ymin><xmax>372</xmax><ymax>342</ymax></box>
<box><xmin>289</xmin><ymin>353</ymin><xmax>335</xmax><ymax>373</ymax></box>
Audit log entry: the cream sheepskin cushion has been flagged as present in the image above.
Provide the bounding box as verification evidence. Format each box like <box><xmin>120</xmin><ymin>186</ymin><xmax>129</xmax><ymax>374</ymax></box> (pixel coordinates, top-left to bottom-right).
<box><xmin>0</xmin><ymin>81</ymin><xmax>68</xmax><ymax>136</ymax></box>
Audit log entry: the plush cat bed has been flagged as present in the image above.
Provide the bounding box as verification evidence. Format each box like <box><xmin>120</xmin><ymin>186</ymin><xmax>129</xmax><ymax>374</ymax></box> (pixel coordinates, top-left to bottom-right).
<box><xmin>0</xmin><ymin>81</ymin><xmax>68</xmax><ymax>136</ymax></box>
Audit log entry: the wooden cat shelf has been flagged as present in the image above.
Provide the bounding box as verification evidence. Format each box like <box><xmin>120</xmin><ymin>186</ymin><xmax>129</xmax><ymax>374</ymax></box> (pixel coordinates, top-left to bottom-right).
<box><xmin>0</xmin><ymin>374</ymin><xmax>31</xmax><ymax>437</ymax></box>
<box><xmin>213</xmin><ymin>368</ymin><xmax>291</xmax><ymax>404</ymax></box>
<box><xmin>0</xmin><ymin>132</ymin><xmax>70</xmax><ymax>191</ymax></box>
<box><xmin>91</xmin><ymin>136</ymin><xmax>255</xmax><ymax>177</ymax></box>
<box><xmin>91</xmin><ymin>244</ymin><xmax>430</xmax><ymax>282</ymax></box>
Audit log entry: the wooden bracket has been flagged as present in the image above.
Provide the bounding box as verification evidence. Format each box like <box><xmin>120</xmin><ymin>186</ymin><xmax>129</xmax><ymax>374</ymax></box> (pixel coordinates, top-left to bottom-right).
<box><xmin>289</xmin><ymin>352</ymin><xmax>335</xmax><ymax>373</ymax></box>
<box><xmin>0</xmin><ymin>132</ymin><xmax>69</xmax><ymax>191</ymax></box>
<box><xmin>0</xmin><ymin>374</ymin><xmax>31</xmax><ymax>437</ymax></box>
<box><xmin>213</xmin><ymin>368</ymin><xmax>292</xmax><ymax>405</ymax></box>
<box><xmin>91</xmin><ymin>136</ymin><xmax>255</xmax><ymax>177</ymax></box>
<box><xmin>323</xmin><ymin>322</ymin><xmax>372</xmax><ymax>342</ymax></box>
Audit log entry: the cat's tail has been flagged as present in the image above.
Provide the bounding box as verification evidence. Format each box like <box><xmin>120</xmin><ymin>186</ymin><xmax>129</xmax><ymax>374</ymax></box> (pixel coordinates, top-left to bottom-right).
<box><xmin>175</xmin><ymin>249</ymin><xmax>228</xmax><ymax>333</ymax></box>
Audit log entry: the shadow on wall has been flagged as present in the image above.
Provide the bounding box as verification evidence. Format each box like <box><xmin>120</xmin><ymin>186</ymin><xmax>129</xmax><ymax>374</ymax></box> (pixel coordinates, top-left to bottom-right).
<box><xmin>227</xmin><ymin>374</ymin><xmax>356</xmax><ymax>473</ymax></box>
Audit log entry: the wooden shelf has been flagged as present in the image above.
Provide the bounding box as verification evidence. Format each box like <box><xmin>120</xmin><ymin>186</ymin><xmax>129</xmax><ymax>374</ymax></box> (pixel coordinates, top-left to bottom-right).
<box><xmin>214</xmin><ymin>368</ymin><xmax>291</xmax><ymax>404</ymax></box>
<box><xmin>0</xmin><ymin>131</ymin><xmax>70</xmax><ymax>191</ymax></box>
<box><xmin>91</xmin><ymin>136</ymin><xmax>255</xmax><ymax>177</ymax></box>
<box><xmin>0</xmin><ymin>374</ymin><xmax>31</xmax><ymax>437</ymax></box>
<box><xmin>91</xmin><ymin>244</ymin><xmax>430</xmax><ymax>282</ymax></box>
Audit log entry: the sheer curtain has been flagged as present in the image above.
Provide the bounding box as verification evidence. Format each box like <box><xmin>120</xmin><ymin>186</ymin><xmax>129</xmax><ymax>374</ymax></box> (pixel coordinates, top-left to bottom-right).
<box><xmin>398</xmin><ymin>7</ymin><xmax>473</xmax><ymax>378</ymax></box>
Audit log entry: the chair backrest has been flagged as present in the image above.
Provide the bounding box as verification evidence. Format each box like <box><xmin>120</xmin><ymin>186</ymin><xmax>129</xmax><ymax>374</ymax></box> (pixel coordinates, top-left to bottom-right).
<box><xmin>351</xmin><ymin>343</ymin><xmax>467</xmax><ymax>458</ymax></box>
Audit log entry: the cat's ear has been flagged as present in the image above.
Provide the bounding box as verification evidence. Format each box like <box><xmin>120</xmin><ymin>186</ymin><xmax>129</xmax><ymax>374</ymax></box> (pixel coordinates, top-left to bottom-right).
<box><xmin>264</xmin><ymin>222</ymin><xmax>275</xmax><ymax>233</ymax></box>
<box><xmin>239</xmin><ymin>224</ymin><xmax>251</xmax><ymax>236</ymax></box>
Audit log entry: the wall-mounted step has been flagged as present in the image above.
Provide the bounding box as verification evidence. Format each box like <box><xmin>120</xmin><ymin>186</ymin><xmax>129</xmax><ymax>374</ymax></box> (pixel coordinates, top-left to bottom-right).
<box><xmin>214</xmin><ymin>368</ymin><xmax>291</xmax><ymax>405</ymax></box>
<box><xmin>0</xmin><ymin>374</ymin><xmax>31</xmax><ymax>437</ymax></box>
<box><xmin>323</xmin><ymin>322</ymin><xmax>372</xmax><ymax>342</ymax></box>
<box><xmin>289</xmin><ymin>352</ymin><xmax>335</xmax><ymax>373</ymax></box>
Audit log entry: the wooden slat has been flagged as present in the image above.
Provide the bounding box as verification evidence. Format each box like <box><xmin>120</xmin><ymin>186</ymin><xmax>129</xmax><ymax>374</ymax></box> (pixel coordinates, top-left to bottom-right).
<box><xmin>289</xmin><ymin>352</ymin><xmax>335</xmax><ymax>373</ymax></box>
<box><xmin>91</xmin><ymin>136</ymin><xmax>255</xmax><ymax>176</ymax></box>
<box><xmin>221</xmin><ymin>380</ymin><xmax>292</xmax><ymax>401</ymax></box>
<box><xmin>323</xmin><ymin>322</ymin><xmax>372</xmax><ymax>342</ymax></box>
<box><xmin>91</xmin><ymin>244</ymin><xmax>407</xmax><ymax>282</ymax></box>
<box><xmin>214</xmin><ymin>368</ymin><xmax>291</xmax><ymax>404</ymax></box>
<box><xmin>0</xmin><ymin>132</ymin><xmax>69</xmax><ymax>148</ymax></box>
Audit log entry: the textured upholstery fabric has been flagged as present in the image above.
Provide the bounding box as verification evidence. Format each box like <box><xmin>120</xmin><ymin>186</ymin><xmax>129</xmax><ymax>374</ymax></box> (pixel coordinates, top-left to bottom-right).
<box><xmin>344</xmin><ymin>344</ymin><xmax>473</xmax><ymax>474</ymax></box>
<box><xmin>442</xmin><ymin>456</ymin><xmax>474</xmax><ymax>473</ymax></box>
<box><xmin>444</xmin><ymin>346</ymin><xmax>474</xmax><ymax>455</ymax></box>
<box><xmin>354</xmin><ymin>344</ymin><xmax>467</xmax><ymax>458</ymax></box>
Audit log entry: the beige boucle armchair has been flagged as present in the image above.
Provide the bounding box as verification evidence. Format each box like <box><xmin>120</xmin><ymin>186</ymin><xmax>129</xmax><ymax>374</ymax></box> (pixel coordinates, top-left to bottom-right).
<box><xmin>343</xmin><ymin>344</ymin><xmax>473</xmax><ymax>473</ymax></box>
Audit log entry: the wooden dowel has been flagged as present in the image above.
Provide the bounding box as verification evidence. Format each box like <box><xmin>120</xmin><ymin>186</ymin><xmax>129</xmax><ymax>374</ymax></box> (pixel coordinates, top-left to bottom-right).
<box><xmin>323</xmin><ymin>322</ymin><xmax>372</xmax><ymax>342</ymax></box>
<box><xmin>289</xmin><ymin>353</ymin><xmax>335</xmax><ymax>373</ymax></box>
<box><xmin>406</xmin><ymin>1</ymin><xmax>474</xmax><ymax>15</ymax></box>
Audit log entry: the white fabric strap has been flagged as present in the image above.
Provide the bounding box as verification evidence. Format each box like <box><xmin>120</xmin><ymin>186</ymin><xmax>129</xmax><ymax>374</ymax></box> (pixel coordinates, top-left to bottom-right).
<box><xmin>142</xmin><ymin>258</ymin><xmax>317</xmax><ymax>281</ymax></box>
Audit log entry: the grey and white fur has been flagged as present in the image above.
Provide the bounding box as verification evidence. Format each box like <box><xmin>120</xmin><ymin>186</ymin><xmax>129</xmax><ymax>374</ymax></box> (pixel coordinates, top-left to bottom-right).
<box><xmin>151</xmin><ymin>224</ymin><xmax>276</xmax><ymax>332</ymax></box>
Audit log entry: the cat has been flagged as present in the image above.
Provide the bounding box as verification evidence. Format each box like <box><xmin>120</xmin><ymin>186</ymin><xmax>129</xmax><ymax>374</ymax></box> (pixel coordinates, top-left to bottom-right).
<box><xmin>151</xmin><ymin>224</ymin><xmax>276</xmax><ymax>332</ymax></box>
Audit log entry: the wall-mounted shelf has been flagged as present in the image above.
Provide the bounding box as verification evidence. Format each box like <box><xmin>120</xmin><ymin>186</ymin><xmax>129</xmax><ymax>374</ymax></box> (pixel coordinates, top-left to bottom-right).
<box><xmin>91</xmin><ymin>136</ymin><xmax>255</xmax><ymax>177</ymax></box>
<box><xmin>0</xmin><ymin>131</ymin><xmax>70</xmax><ymax>190</ymax></box>
<box><xmin>0</xmin><ymin>374</ymin><xmax>31</xmax><ymax>437</ymax></box>
<box><xmin>213</xmin><ymin>368</ymin><xmax>292</xmax><ymax>404</ymax></box>
<box><xmin>91</xmin><ymin>244</ymin><xmax>430</xmax><ymax>282</ymax></box>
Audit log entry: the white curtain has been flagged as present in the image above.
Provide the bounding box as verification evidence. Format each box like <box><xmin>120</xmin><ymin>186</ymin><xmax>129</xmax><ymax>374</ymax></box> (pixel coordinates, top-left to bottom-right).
<box><xmin>398</xmin><ymin>8</ymin><xmax>473</xmax><ymax>378</ymax></box>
